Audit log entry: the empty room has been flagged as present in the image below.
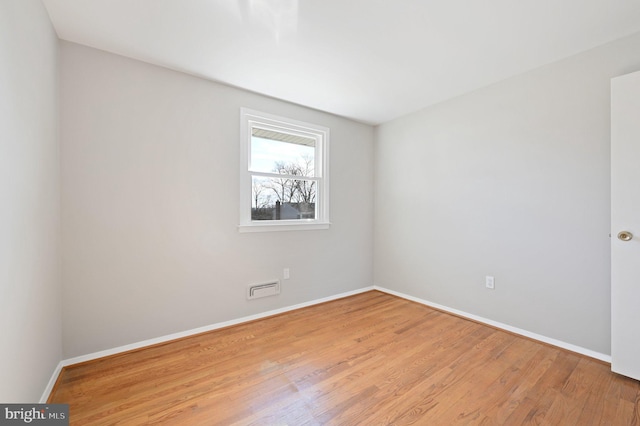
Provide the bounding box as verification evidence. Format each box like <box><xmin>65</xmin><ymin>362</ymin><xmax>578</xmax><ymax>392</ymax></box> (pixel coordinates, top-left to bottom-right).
<box><xmin>2</xmin><ymin>0</ymin><xmax>640</xmax><ymax>424</ymax></box>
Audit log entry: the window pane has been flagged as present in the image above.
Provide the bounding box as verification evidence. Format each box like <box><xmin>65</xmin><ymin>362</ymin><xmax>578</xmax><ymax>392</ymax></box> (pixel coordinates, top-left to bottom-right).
<box><xmin>251</xmin><ymin>176</ymin><xmax>316</xmax><ymax>221</ymax></box>
<box><xmin>250</xmin><ymin>130</ymin><xmax>315</xmax><ymax>176</ymax></box>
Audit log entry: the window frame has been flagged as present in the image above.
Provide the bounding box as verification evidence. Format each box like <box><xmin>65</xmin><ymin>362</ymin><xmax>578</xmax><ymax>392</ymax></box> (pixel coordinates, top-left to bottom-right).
<box><xmin>239</xmin><ymin>108</ymin><xmax>330</xmax><ymax>232</ymax></box>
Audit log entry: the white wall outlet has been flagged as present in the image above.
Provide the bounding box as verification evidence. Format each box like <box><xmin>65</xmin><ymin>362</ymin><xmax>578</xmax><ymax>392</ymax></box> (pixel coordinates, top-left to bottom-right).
<box><xmin>283</xmin><ymin>268</ymin><xmax>290</xmax><ymax>280</ymax></box>
<box><xmin>486</xmin><ymin>276</ymin><xmax>495</xmax><ymax>289</ymax></box>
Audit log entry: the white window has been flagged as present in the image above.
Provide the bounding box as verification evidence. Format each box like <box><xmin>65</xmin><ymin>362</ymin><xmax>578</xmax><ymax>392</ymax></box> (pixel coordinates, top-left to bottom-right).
<box><xmin>239</xmin><ymin>108</ymin><xmax>330</xmax><ymax>232</ymax></box>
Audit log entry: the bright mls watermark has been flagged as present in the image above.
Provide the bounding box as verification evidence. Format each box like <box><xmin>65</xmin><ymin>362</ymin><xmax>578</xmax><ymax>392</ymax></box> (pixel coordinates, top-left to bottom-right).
<box><xmin>0</xmin><ymin>404</ymin><xmax>68</xmax><ymax>425</ymax></box>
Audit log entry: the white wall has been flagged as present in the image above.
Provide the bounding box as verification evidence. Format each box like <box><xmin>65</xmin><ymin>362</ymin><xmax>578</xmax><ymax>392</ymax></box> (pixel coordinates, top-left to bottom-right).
<box><xmin>374</xmin><ymin>32</ymin><xmax>640</xmax><ymax>355</ymax></box>
<box><xmin>0</xmin><ymin>0</ymin><xmax>61</xmax><ymax>401</ymax></box>
<box><xmin>60</xmin><ymin>42</ymin><xmax>374</xmax><ymax>358</ymax></box>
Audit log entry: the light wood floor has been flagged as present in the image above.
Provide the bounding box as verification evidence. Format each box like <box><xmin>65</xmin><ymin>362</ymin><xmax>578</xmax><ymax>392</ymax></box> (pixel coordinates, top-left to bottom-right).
<box><xmin>49</xmin><ymin>291</ymin><xmax>640</xmax><ymax>425</ymax></box>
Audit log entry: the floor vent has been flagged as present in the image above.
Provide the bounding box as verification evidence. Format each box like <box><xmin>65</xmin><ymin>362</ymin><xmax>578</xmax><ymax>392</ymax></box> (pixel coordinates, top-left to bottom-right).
<box><xmin>247</xmin><ymin>280</ymin><xmax>280</xmax><ymax>300</ymax></box>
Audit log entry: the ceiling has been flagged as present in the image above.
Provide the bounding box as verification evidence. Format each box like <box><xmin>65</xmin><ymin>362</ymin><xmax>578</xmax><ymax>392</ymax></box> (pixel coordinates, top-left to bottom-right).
<box><xmin>42</xmin><ymin>0</ymin><xmax>640</xmax><ymax>125</ymax></box>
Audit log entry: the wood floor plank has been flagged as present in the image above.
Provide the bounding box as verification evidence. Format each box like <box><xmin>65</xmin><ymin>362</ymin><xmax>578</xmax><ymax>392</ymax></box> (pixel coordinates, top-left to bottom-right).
<box><xmin>49</xmin><ymin>291</ymin><xmax>640</xmax><ymax>425</ymax></box>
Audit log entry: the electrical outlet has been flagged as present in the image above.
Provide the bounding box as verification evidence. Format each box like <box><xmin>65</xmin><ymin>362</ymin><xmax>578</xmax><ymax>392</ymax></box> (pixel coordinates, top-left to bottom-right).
<box><xmin>485</xmin><ymin>276</ymin><xmax>495</xmax><ymax>289</ymax></box>
<box><xmin>283</xmin><ymin>268</ymin><xmax>290</xmax><ymax>280</ymax></box>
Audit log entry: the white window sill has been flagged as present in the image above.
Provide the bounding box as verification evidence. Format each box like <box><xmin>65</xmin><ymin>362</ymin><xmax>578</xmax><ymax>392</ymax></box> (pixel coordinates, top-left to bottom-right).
<box><xmin>238</xmin><ymin>222</ymin><xmax>331</xmax><ymax>233</ymax></box>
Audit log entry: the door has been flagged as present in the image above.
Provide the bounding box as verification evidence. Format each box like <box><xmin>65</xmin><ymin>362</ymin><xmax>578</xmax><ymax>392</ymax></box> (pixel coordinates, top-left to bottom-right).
<box><xmin>611</xmin><ymin>70</ymin><xmax>640</xmax><ymax>381</ymax></box>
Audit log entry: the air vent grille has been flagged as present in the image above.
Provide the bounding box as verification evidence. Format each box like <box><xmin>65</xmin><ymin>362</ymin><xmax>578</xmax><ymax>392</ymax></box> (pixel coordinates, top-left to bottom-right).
<box><xmin>247</xmin><ymin>281</ymin><xmax>280</xmax><ymax>300</ymax></box>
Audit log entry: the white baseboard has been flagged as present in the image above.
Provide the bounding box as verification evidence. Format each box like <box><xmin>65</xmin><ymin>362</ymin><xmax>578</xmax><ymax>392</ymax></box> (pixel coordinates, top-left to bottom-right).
<box><xmin>40</xmin><ymin>360</ymin><xmax>64</xmax><ymax>403</ymax></box>
<box><xmin>58</xmin><ymin>286</ymin><xmax>375</xmax><ymax>369</ymax></box>
<box><xmin>42</xmin><ymin>286</ymin><xmax>374</xmax><ymax>401</ymax></box>
<box><xmin>44</xmin><ymin>284</ymin><xmax>609</xmax><ymax>402</ymax></box>
<box><xmin>374</xmin><ymin>286</ymin><xmax>611</xmax><ymax>363</ymax></box>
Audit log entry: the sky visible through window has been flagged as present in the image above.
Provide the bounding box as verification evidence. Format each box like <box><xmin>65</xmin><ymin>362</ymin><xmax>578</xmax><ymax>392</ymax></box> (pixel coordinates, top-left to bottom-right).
<box><xmin>250</xmin><ymin>137</ymin><xmax>314</xmax><ymax>175</ymax></box>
